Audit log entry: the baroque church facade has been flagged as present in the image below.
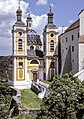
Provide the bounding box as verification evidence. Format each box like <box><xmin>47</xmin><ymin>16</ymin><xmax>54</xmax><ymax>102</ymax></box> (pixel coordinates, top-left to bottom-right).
<box><xmin>12</xmin><ymin>3</ymin><xmax>58</xmax><ymax>89</ymax></box>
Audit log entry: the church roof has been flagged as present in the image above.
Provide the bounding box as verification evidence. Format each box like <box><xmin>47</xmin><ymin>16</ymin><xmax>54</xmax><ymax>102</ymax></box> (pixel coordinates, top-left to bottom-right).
<box><xmin>16</xmin><ymin>8</ymin><xmax>22</xmax><ymax>13</ymax></box>
<box><xmin>27</xmin><ymin>30</ymin><xmax>42</xmax><ymax>46</ymax></box>
<box><xmin>45</xmin><ymin>24</ymin><xmax>56</xmax><ymax>28</ymax></box>
<box><xmin>47</xmin><ymin>5</ymin><xmax>53</xmax><ymax>16</ymax></box>
<box><xmin>27</xmin><ymin>29</ymin><xmax>37</xmax><ymax>35</ymax></box>
<box><xmin>14</xmin><ymin>21</ymin><xmax>25</xmax><ymax>26</ymax></box>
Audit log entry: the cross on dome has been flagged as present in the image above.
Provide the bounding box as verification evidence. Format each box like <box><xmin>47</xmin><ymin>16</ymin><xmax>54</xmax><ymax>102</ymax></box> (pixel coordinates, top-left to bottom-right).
<box><xmin>18</xmin><ymin>0</ymin><xmax>21</xmax><ymax>9</ymax></box>
<box><xmin>50</xmin><ymin>4</ymin><xmax>52</xmax><ymax>12</ymax></box>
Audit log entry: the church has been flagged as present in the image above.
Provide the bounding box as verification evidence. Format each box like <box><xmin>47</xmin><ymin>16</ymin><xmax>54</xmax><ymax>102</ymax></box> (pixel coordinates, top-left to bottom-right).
<box><xmin>12</xmin><ymin>2</ymin><xmax>58</xmax><ymax>89</ymax></box>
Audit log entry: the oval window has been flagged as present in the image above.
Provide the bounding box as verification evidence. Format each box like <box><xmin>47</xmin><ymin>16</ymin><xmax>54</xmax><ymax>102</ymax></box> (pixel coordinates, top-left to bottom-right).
<box><xmin>50</xmin><ymin>33</ymin><xmax>54</xmax><ymax>37</ymax></box>
<box><xmin>30</xmin><ymin>46</ymin><xmax>34</xmax><ymax>50</ymax></box>
<box><xmin>18</xmin><ymin>32</ymin><xmax>22</xmax><ymax>36</ymax></box>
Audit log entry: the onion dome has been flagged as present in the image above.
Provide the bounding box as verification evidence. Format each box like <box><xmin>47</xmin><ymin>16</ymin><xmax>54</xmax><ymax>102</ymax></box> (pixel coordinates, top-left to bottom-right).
<box><xmin>16</xmin><ymin>1</ymin><xmax>22</xmax><ymax>22</ymax></box>
<box><xmin>47</xmin><ymin>5</ymin><xmax>54</xmax><ymax>24</ymax></box>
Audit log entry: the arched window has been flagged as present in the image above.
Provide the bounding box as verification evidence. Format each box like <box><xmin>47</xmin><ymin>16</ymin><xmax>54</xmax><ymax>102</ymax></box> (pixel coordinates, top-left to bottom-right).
<box><xmin>18</xmin><ymin>39</ymin><xmax>22</xmax><ymax>49</ymax></box>
<box><xmin>50</xmin><ymin>40</ymin><xmax>54</xmax><ymax>52</ymax></box>
<box><xmin>50</xmin><ymin>61</ymin><xmax>55</xmax><ymax>68</ymax></box>
<box><xmin>30</xmin><ymin>60</ymin><xmax>39</xmax><ymax>64</ymax></box>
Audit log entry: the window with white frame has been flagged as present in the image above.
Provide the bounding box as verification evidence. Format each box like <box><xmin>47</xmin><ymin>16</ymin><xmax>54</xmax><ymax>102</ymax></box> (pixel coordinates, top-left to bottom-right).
<box><xmin>19</xmin><ymin>62</ymin><xmax>23</xmax><ymax>67</ymax></box>
<box><xmin>18</xmin><ymin>32</ymin><xmax>22</xmax><ymax>36</ymax></box>
<box><xmin>18</xmin><ymin>39</ymin><xmax>23</xmax><ymax>50</ymax></box>
<box><xmin>50</xmin><ymin>61</ymin><xmax>55</xmax><ymax>68</ymax></box>
<box><xmin>30</xmin><ymin>60</ymin><xmax>39</xmax><ymax>64</ymax></box>
<box><xmin>29</xmin><ymin>23</ymin><xmax>31</xmax><ymax>27</ymax></box>
<box><xmin>50</xmin><ymin>40</ymin><xmax>54</xmax><ymax>52</ymax></box>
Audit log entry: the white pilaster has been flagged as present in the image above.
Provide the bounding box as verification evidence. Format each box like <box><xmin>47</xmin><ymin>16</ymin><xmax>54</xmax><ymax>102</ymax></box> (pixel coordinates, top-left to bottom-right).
<box><xmin>46</xmin><ymin>58</ymin><xmax>48</xmax><ymax>80</ymax></box>
<box><xmin>56</xmin><ymin>57</ymin><xmax>58</xmax><ymax>75</ymax></box>
<box><xmin>39</xmin><ymin>69</ymin><xmax>43</xmax><ymax>80</ymax></box>
<box><xmin>13</xmin><ymin>57</ymin><xmax>16</xmax><ymax>85</ymax></box>
<box><xmin>79</xmin><ymin>10</ymin><xmax>84</xmax><ymax>35</ymax></box>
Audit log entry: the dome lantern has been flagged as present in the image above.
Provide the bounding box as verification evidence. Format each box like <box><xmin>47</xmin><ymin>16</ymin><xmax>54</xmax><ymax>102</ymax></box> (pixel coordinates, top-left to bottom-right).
<box><xmin>26</xmin><ymin>13</ymin><xmax>32</xmax><ymax>30</ymax></box>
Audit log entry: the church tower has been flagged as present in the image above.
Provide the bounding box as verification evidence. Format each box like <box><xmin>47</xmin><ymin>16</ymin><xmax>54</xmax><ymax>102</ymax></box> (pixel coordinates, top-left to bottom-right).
<box><xmin>12</xmin><ymin>1</ymin><xmax>43</xmax><ymax>89</ymax></box>
<box><xmin>12</xmin><ymin>1</ymin><xmax>31</xmax><ymax>89</ymax></box>
<box><xmin>26</xmin><ymin>13</ymin><xmax>32</xmax><ymax>30</ymax></box>
<box><xmin>43</xmin><ymin>6</ymin><xmax>58</xmax><ymax>80</ymax></box>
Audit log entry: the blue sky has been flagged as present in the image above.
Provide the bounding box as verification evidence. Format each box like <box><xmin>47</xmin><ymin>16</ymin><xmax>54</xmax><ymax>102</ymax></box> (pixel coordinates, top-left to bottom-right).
<box><xmin>25</xmin><ymin>0</ymin><xmax>84</xmax><ymax>26</ymax></box>
<box><xmin>0</xmin><ymin>0</ymin><xmax>84</xmax><ymax>56</ymax></box>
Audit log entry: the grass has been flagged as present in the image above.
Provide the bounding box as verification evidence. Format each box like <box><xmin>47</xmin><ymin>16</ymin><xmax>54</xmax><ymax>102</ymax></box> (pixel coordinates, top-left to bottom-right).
<box><xmin>21</xmin><ymin>90</ymin><xmax>42</xmax><ymax>108</ymax></box>
<box><xmin>41</xmin><ymin>80</ymin><xmax>51</xmax><ymax>85</ymax></box>
<box><xmin>15</xmin><ymin>114</ymin><xmax>37</xmax><ymax>119</ymax></box>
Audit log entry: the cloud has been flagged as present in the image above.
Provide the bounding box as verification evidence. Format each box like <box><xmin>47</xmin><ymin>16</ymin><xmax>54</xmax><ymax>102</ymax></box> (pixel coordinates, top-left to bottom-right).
<box><xmin>36</xmin><ymin>0</ymin><xmax>47</xmax><ymax>6</ymax></box>
<box><xmin>50</xmin><ymin>3</ymin><xmax>54</xmax><ymax>8</ymax></box>
<box><xmin>69</xmin><ymin>20</ymin><xmax>73</xmax><ymax>24</ymax></box>
<box><xmin>58</xmin><ymin>26</ymin><xmax>68</xmax><ymax>35</ymax></box>
<box><xmin>0</xmin><ymin>0</ymin><xmax>47</xmax><ymax>55</ymax></box>
<box><xmin>0</xmin><ymin>0</ymin><xmax>29</xmax><ymax>55</ymax></box>
<box><xmin>32</xmin><ymin>14</ymin><xmax>47</xmax><ymax>34</ymax></box>
<box><xmin>31</xmin><ymin>13</ymin><xmax>47</xmax><ymax>46</ymax></box>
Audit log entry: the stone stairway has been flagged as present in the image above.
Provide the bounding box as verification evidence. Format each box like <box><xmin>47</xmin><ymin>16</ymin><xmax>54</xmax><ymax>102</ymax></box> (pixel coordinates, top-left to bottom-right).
<box><xmin>74</xmin><ymin>69</ymin><xmax>84</xmax><ymax>81</ymax></box>
<box><xmin>31</xmin><ymin>80</ymin><xmax>50</xmax><ymax>99</ymax></box>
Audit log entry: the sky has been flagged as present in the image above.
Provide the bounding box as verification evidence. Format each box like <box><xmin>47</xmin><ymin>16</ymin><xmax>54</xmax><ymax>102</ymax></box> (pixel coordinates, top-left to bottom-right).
<box><xmin>0</xmin><ymin>0</ymin><xmax>84</xmax><ymax>56</ymax></box>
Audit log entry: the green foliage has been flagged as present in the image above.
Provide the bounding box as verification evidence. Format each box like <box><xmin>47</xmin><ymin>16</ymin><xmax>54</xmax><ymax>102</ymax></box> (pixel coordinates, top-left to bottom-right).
<box><xmin>0</xmin><ymin>57</ymin><xmax>11</xmax><ymax>119</ymax></box>
<box><xmin>21</xmin><ymin>90</ymin><xmax>42</xmax><ymax>108</ymax></box>
<box><xmin>37</xmin><ymin>72</ymin><xmax>84</xmax><ymax>119</ymax></box>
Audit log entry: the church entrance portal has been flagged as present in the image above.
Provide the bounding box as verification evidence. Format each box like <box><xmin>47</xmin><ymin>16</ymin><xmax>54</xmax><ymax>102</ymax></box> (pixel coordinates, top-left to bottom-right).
<box><xmin>31</xmin><ymin>68</ymin><xmax>38</xmax><ymax>82</ymax></box>
<box><xmin>33</xmin><ymin>72</ymin><xmax>37</xmax><ymax>82</ymax></box>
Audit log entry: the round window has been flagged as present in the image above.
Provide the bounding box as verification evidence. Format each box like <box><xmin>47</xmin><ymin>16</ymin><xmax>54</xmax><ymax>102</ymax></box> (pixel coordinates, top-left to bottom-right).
<box><xmin>30</xmin><ymin>46</ymin><xmax>34</xmax><ymax>50</ymax></box>
<box><xmin>50</xmin><ymin>33</ymin><xmax>54</xmax><ymax>37</ymax></box>
<box><xmin>18</xmin><ymin>32</ymin><xmax>22</xmax><ymax>36</ymax></box>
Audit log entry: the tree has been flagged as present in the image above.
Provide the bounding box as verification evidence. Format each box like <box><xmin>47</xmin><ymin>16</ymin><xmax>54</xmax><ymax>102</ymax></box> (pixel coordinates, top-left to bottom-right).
<box><xmin>0</xmin><ymin>57</ymin><xmax>11</xmax><ymax>119</ymax></box>
<box><xmin>37</xmin><ymin>72</ymin><xmax>84</xmax><ymax>119</ymax></box>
